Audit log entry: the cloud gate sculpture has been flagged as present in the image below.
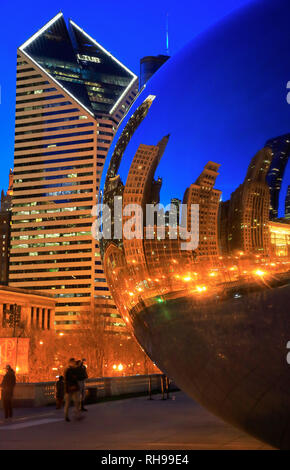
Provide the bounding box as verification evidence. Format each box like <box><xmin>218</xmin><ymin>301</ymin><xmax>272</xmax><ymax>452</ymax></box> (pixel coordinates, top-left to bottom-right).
<box><xmin>99</xmin><ymin>0</ymin><xmax>290</xmax><ymax>449</ymax></box>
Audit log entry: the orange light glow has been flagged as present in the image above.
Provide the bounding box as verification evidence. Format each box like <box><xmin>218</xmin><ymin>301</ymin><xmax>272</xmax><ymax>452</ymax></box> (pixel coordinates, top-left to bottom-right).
<box><xmin>254</xmin><ymin>269</ymin><xmax>266</xmax><ymax>277</ymax></box>
<box><xmin>196</xmin><ymin>285</ymin><xmax>207</xmax><ymax>293</ymax></box>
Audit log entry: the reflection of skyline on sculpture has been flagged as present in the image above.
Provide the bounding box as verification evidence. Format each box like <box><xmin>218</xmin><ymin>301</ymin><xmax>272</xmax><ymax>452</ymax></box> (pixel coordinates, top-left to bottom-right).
<box><xmin>100</xmin><ymin>0</ymin><xmax>290</xmax><ymax>449</ymax></box>
<box><xmin>100</xmin><ymin>0</ymin><xmax>290</xmax><ymax>218</ymax></box>
<box><xmin>103</xmin><ymin>128</ymin><xmax>290</xmax><ymax>310</ymax></box>
<box><xmin>102</xmin><ymin>122</ymin><xmax>290</xmax><ymax>449</ymax></box>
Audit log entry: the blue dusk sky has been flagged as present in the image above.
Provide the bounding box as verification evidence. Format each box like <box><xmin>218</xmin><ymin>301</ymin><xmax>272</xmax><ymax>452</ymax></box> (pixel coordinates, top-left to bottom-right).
<box><xmin>1</xmin><ymin>0</ymin><xmax>289</xmax><ymax>215</ymax></box>
<box><xmin>0</xmin><ymin>0</ymin><xmax>249</xmax><ymax>191</ymax></box>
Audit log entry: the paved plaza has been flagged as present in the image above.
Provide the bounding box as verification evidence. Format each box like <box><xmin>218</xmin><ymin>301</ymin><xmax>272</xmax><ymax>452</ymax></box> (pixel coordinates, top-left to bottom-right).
<box><xmin>0</xmin><ymin>392</ymin><xmax>273</xmax><ymax>450</ymax></box>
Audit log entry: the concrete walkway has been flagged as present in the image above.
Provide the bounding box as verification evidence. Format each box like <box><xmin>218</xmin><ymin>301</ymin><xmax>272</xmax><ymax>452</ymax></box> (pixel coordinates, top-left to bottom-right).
<box><xmin>0</xmin><ymin>392</ymin><xmax>273</xmax><ymax>450</ymax></box>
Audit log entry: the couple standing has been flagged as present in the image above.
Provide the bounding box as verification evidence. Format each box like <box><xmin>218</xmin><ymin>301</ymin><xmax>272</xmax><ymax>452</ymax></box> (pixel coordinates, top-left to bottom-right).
<box><xmin>63</xmin><ymin>358</ymin><xmax>88</xmax><ymax>422</ymax></box>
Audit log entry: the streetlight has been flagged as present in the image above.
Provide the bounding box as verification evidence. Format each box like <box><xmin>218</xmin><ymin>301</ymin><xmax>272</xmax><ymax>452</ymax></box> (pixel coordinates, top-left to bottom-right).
<box><xmin>4</xmin><ymin>304</ymin><xmax>21</xmax><ymax>336</ymax></box>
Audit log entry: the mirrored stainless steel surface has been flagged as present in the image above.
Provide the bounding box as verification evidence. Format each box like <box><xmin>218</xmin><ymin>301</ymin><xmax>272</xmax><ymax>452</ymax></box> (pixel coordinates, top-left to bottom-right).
<box><xmin>100</xmin><ymin>0</ymin><xmax>290</xmax><ymax>449</ymax></box>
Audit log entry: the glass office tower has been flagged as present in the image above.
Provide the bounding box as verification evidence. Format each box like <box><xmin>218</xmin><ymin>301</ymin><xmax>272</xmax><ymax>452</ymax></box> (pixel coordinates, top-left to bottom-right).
<box><xmin>265</xmin><ymin>134</ymin><xmax>290</xmax><ymax>219</ymax></box>
<box><xmin>9</xmin><ymin>13</ymin><xmax>138</xmax><ymax>331</ymax></box>
<box><xmin>139</xmin><ymin>55</ymin><xmax>170</xmax><ymax>89</ymax></box>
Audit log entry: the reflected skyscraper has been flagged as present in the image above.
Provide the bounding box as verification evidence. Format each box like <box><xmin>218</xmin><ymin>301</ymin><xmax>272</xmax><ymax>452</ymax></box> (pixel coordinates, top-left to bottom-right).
<box><xmin>221</xmin><ymin>148</ymin><xmax>273</xmax><ymax>255</ymax></box>
<box><xmin>285</xmin><ymin>185</ymin><xmax>290</xmax><ymax>219</ymax></box>
<box><xmin>140</xmin><ymin>55</ymin><xmax>170</xmax><ymax>89</ymax></box>
<box><xmin>122</xmin><ymin>136</ymin><xmax>169</xmax><ymax>267</ymax></box>
<box><xmin>100</xmin><ymin>0</ymin><xmax>290</xmax><ymax>449</ymax></box>
<box><xmin>165</xmin><ymin>198</ymin><xmax>181</xmax><ymax>228</ymax></box>
<box><xmin>9</xmin><ymin>13</ymin><xmax>138</xmax><ymax>332</ymax></box>
<box><xmin>183</xmin><ymin>162</ymin><xmax>221</xmax><ymax>261</ymax></box>
<box><xmin>266</xmin><ymin>134</ymin><xmax>290</xmax><ymax>219</ymax></box>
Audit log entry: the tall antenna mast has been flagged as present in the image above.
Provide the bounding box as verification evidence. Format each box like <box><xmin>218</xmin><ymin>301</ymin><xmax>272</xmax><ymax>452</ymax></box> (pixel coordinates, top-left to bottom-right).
<box><xmin>166</xmin><ymin>12</ymin><xmax>169</xmax><ymax>55</ymax></box>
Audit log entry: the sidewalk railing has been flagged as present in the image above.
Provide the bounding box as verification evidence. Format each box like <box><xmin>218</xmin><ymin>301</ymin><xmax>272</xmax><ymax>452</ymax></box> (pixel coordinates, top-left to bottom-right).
<box><xmin>0</xmin><ymin>374</ymin><xmax>178</xmax><ymax>408</ymax></box>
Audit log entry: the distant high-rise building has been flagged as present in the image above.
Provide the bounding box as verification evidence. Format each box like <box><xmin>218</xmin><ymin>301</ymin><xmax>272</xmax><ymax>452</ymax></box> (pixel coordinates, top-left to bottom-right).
<box><xmin>218</xmin><ymin>199</ymin><xmax>230</xmax><ymax>255</ymax></box>
<box><xmin>9</xmin><ymin>13</ymin><xmax>138</xmax><ymax>332</ymax></box>
<box><xmin>122</xmin><ymin>136</ymin><xmax>169</xmax><ymax>267</ymax></box>
<box><xmin>165</xmin><ymin>198</ymin><xmax>181</xmax><ymax>228</ymax></box>
<box><xmin>285</xmin><ymin>185</ymin><xmax>290</xmax><ymax>219</ymax></box>
<box><xmin>140</xmin><ymin>55</ymin><xmax>170</xmax><ymax>89</ymax></box>
<box><xmin>0</xmin><ymin>170</ymin><xmax>13</xmax><ymax>285</ymax></box>
<box><xmin>222</xmin><ymin>148</ymin><xmax>273</xmax><ymax>255</ymax></box>
<box><xmin>182</xmin><ymin>162</ymin><xmax>221</xmax><ymax>261</ymax></box>
<box><xmin>265</xmin><ymin>134</ymin><xmax>290</xmax><ymax>219</ymax></box>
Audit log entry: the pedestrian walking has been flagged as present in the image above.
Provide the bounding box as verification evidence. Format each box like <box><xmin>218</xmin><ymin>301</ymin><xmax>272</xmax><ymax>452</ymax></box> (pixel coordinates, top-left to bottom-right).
<box><xmin>55</xmin><ymin>375</ymin><xmax>65</xmax><ymax>409</ymax></box>
<box><xmin>64</xmin><ymin>358</ymin><xmax>81</xmax><ymax>422</ymax></box>
<box><xmin>1</xmin><ymin>365</ymin><xmax>16</xmax><ymax>421</ymax></box>
<box><xmin>76</xmin><ymin>358</ymin><xmax>88</xmax><ymax>411</ymax></box>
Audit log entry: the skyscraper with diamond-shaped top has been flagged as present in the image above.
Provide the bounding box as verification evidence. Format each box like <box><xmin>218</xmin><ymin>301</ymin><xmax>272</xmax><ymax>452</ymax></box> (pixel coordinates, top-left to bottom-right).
<box><xmin>8</xmin><ymin>13</ymin><xmax>138</xmax><ymax>332</ymax></box>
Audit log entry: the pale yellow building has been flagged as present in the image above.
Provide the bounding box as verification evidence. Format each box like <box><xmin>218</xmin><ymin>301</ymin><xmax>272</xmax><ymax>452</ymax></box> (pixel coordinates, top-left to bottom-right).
<box><xmin>0</xmin><ymin>285</ymin><xmax>55</xmax><ymax>330</ymax></box>
<box><xmin>269</xmin><ymin>220</ymin><xmax>290</xmax><ymax>257</ymax></box>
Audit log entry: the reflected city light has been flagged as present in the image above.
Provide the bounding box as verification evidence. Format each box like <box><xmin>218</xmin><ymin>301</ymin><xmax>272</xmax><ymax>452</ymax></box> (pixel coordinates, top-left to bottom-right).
<box><xmin>98</xmin><ymin>0</ymin><xmax>290</xmax><ymax>450</ymax></box>
<box><xmin>254</xmin><ymin>269</ymin><xmax>267</xmax><ymax>277</ymax></box>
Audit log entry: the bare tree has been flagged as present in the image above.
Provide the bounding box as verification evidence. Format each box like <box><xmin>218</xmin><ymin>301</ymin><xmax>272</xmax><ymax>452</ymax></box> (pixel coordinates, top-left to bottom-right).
<box><xmin>77</xmin><ymin>308</ymin><xmax>108</xmax><ymax>377</ymax></box>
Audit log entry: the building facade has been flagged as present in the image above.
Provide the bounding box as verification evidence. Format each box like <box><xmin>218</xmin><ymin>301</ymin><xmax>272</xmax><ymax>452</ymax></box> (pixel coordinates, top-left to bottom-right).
<box><xmin>285</xmin><ymin>185</ymin><xmax>290</xmax><ymax>219</ymax></box>
<box><xmin>0</xmin><ymin>285</ymin><xmax>55</xmax><ymax>331</ymax></box>
<box><xmin>265</xmin><ymin>134</ymin><xmax>290</xmax><ymax>219</ymax></box>
<box><xmin>122</xmin><ymin>136</ymin><xmax>169</xmax><ymax>267</ymax></box>
<box><xmin>182</xmin><ymin>161</ymin><xmax>221</xmax><ymax>261</ymax></box>
<box><xmin>165</xmin><ymin>198</ymin><xmax>181</xmax><ymax>228</ymax></box>
<box><xmin>9</xmin><ymin>13</ymin><xmax>138</xmax><ymax>332</ymax></box>
<box><xmin>0</xmin><ymin>170</ymin><xmax>13</xmax><ymax>285</ymax></box>
<box><xmin>221</xmin><ymin>148</ymin><xmax>273</xmax><ymax>255</ymax></box>
<box><xmin>139</xmin><ymin>55</ymin><xmax>170</xmax><ymax>89</ymax></box>
<box><xmin>269</xmin><ymin>220</ymin><xmax>290</xmax><ymax>257</ymax></box>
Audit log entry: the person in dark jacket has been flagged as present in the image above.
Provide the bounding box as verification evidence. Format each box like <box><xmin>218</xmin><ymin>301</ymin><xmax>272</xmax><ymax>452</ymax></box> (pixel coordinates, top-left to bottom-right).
<box><xmin>76</xmin><ymin>359</ymin><xmax>88</xmax><ymax>411</ymax></box>
<box><xmin>55</xmin><ymin>375</ymin><xmax>64</xmax><ymax>409</ymax></box>
<box><xmin>64</xmin><ymin>358</ymin><xmax>81</xmax><ymax>422</ymax></box>
<box><xmin>1</xmin><ymin>365</ymin><xmax>16</xmax><ymax>421</ymax></box>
